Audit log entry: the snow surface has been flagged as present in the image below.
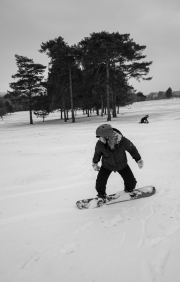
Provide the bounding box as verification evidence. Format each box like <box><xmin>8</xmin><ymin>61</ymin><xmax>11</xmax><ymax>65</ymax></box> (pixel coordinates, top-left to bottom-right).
<box><xmin>1</xmin><ymin>99</ymin><xmax>180</xmax><ymax>282</ymax></box>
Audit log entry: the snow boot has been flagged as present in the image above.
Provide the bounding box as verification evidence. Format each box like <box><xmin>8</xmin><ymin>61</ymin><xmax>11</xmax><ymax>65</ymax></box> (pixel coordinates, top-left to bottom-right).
<box><xmin>124</xmin><ymin>188</ymin><xmax>134</xmax><ymax>193</ymax></box>
<box><xmin>97</xmin><ymin>194</ymin><xmax>107</xmax><ymax>207</ymax></box>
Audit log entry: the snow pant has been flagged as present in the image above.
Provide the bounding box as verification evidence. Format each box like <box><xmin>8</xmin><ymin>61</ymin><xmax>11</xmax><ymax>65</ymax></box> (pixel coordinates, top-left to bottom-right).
<box><xmin>95</xmin><ymin>165</ymin><xmax>137</xmax><ymax>197</ymax></box>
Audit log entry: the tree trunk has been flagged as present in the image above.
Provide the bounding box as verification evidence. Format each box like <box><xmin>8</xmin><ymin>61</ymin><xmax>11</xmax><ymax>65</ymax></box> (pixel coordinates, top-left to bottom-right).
<box><xmin>87</xmin><ymin>108</ymin><xmax>90</xmax><ymax>117</ymax></box>
<box><xmin>68</xmin><ymin>61</ymin><xmax>75</xmax><ymax>122</ymax></box>
<box><xmin>62</xmin><ymin>95</ymin><xmax>67</xmax><ymax>122</ymax></box>
<box><xmin>106</xmin><ymin>60</ymin><xmax>111</xmax><ymax>121</ymax></box>
<box><xmin>60</xmin><ymin>108</ymin><xmax>63</xmax><ymax>119</ymax></box>
<box><xmin>112</xmin><ymin>92</ymin><xmax>117</xmax><ymax>117</ymax></box>
<box><xmin>29</xmin><ymin>94</ymin><xmax>33</xmax><ymax>124</ymax></box>
<box><xmin>29</xmin><ymin>110</ymin><xmax>33</xmax><ymax>124</ymax></box>
<box><xmin>112</xmin><ymin>62</ymin><xmax>117</xmax><ymax>118</ymax></box>
<box><xmin>101</xmin><ymin>94</ymin><xmax>104</xmax><ymax>116</ymax></box>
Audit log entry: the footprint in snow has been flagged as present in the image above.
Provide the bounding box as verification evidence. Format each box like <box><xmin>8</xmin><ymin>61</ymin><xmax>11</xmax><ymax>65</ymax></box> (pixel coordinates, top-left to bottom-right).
<box><xmin>20</xmin><ymin>252</ymin><xmax>40</xmax><ymax>269</ymax></box>
<box><xmin>60</xmin><ymin>242</ymin><xmax>79</xmax><ymax>254</ymax></box>
<box><xmin>74</xmin><ymin>221</ymin><xmax>94</xmax><ymax>234</ymax></box>
<box><xmin>102</xmin><ymin>215</ymin><xmax>123</xmax><ymax>228</ymax></box>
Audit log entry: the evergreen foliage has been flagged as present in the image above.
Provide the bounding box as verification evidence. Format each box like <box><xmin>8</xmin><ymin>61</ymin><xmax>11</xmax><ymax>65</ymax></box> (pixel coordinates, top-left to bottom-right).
<box><xmin>0</xmin><ymin>97</ymin><xmax>6</xmax><ymax>120</ymax></box>
<box><xmin>39</xmin><ymin>32</ymin><xmax>152</xmax><ymax>122</ymax></box>
<box><xmin>136</xmin><ymin>92</ymin><xmax>146</xmax><ymax>101</ymax></box>
<box><xmin>39</xmin><ymin>37</ymin><xmax>77</xmax><ymax>122</ymax></box>
<box><xmin>165</xmin><ymin>87</ymin><xmax>172</xmax><ymax>99</ymax></box>
<box><xmin>4</xmin><ymin>99</ymin><xmax>14</xmax><ymax>114</ymax></box>
<box><xmin>9</xmin><ymin>55</ymin><xmax>46</xmax><ymax>124</ymax></box>
<box><xmin>7</xmin><ymin>32</ymin><xmax>152</xmax><ymax>123</ymax></box>
<box><xmin>33</xmin><ymin>83</ymin><xmax>51</xmax><ymax>122</ymax></box>
<box><xmin>77</xmin><ymin>31</ymin><xmax>152</xmax><ymax>121</ymax></box>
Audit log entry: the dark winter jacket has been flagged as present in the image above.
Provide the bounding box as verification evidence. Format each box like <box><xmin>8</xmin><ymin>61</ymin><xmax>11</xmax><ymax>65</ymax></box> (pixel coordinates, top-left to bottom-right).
<box><xmin>140</xmin><ymin>115</ymin><xmax>149</xmax><ymax>123</ymax></box>
<box><xmin>92</xmin><ymin>135</ymin><xmax>141</xmax><ymax>172</ymax></box>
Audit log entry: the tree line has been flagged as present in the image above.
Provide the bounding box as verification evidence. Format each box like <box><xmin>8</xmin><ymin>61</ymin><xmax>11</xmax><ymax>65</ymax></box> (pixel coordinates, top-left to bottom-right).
<box><xmin>5</xmin><ymin>31</ymin><xmax>152</xmax><ymax>124</ymax></box>
<box><xmin>146</xmin><ymin>87</ymin><xmax>174</xmax><ymax>100</ymax></box>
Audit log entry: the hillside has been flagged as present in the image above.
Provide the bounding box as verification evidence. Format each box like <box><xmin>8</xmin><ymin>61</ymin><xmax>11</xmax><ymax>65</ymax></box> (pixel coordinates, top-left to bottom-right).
<box><xmin>1</xmin><ymin>99</ymin><xmax>180</xmax><ymax>282</ymax></box>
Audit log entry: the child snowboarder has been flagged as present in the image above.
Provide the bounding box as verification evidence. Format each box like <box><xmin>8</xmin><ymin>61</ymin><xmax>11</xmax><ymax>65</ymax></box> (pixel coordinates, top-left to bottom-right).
<box><xmin>92</xmin><ymin>124</ymin><xmax>143</xmax><ymax>204</ymax></box>
<box><xmin>140</xmin><ymin>115</ymin><xmax>149</xmax><ymax>123</ymax></box>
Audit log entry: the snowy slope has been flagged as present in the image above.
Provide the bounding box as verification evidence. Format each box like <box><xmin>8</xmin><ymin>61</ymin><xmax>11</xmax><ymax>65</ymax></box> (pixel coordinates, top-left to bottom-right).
<box><xmin>1</xmin><ymin>99</ymin><xmax>180</xmax><ymax>282</ymax></box>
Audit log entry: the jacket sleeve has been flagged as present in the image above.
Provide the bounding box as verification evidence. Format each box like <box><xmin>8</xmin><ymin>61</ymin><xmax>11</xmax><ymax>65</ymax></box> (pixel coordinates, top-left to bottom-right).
<box><xmin>123</xmin><ymin>137</ymin><xmax>141</xmax><ymax>162</ymax></box>
<box><xmin>92</xmin><ymin>141</ymin><xmax>102</xmax><ymax>164</ymax></box>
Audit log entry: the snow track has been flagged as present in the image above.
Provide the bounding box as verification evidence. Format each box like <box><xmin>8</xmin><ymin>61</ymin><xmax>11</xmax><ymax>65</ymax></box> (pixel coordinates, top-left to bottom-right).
<box><xmin>1</xmin><ymin>101</ymin><xmax>180</xmax><ymax>281</ymax></box>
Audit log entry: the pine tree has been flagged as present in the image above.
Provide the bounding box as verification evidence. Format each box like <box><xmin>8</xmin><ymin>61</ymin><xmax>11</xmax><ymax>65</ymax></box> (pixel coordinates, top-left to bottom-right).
<box><xmin>39</xmin><ymin>38</ymin><xmax>77</xmax><ymax>122</ymax></box>
<box><xmin>5</xmin><ymin>99</ymin><xmax>14</xmax><ymax>114</ymax></box>
<box><xmin>0</xmin><ymin>97</ymin><xmax>6</xmax><ymax>120</ymax></box>
<box><xmin>165</xmin><ymin>87</ymin><xmax>172</xmax><ymax>99</ymax></box>
<box><xmin>77</xmin><ymin>31</ymin><xmax>152</xmax><ymax>121</ymax></box>
<box><xmin>9</xmin><ymin>55</ymin><xmax>46</xmax><ymax>124</ymax></box>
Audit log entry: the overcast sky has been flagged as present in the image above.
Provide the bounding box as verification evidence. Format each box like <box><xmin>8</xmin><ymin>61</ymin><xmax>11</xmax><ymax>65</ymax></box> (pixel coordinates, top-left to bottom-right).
<box><xmin>0</xmin><ymin>0</ymin><xmax>180</xmax><ymax>95</ymax></box>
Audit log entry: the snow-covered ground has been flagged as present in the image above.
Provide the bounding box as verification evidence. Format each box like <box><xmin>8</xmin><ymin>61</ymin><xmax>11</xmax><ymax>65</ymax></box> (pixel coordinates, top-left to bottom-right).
<box><xmin>1</xmin><ymin>99</ymin><xmax>180</xmax><ymax>282</ymax></box>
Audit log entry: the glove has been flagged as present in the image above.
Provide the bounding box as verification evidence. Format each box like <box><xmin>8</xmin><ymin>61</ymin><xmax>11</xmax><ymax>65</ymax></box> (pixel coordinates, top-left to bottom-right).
<box><xmin>92</xmin><ymin>162</ymin><xmax>100</xmax><ymax>171</ymax></box>
<box><xmin>137</xmin><ymin>159</ymin><xmax>144</xmax><ymax>169</ymax></box>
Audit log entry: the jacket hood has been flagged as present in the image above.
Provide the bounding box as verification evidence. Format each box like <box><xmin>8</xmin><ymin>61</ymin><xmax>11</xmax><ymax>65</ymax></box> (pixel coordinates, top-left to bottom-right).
<box><xmin>99</xmin><ymin>128</ymin><xmax>123</xmax><ymax>150</ymax></box>
<box><xmin>112</xmin><ymin>128</ymin><xmax>123</xmax><ymax>136</ymax></box>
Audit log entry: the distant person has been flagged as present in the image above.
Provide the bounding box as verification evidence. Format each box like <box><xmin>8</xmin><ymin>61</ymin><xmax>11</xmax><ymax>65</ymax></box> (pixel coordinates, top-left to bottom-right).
<box><xmin>140</xmin><ymin>115</ymin><xmax>149</xmax><ymax>124</ymax></box>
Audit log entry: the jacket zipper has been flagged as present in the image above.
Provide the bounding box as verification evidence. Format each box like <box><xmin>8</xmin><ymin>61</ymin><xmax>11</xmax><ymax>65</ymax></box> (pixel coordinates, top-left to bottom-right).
<box><xmin>111</xmin><ymin>151</ymin><xmax>117</xmax><ymax>172</ymax></box>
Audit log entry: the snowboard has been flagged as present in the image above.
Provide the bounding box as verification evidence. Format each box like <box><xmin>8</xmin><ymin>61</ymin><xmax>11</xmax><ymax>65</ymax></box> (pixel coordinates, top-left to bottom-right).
<box><xmin>76</xmin><ymin>185</ymin><xmax>156</xmax><ymax>209</ymax></box>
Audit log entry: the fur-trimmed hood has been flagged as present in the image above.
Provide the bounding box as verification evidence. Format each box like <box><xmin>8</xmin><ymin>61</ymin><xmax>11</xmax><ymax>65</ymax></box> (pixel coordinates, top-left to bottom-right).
<box><xmin>99</xmin><ymin>128</ymin><xmax>123</xmax><ymax>150</ymax></box>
